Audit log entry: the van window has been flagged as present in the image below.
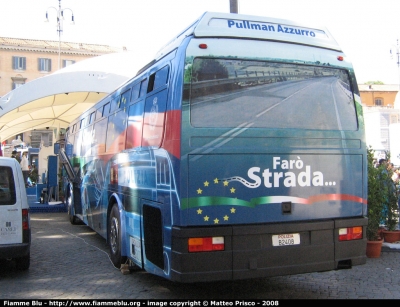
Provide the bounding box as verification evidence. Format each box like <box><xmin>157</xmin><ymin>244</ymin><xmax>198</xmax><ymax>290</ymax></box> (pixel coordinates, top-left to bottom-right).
<box><xmin>0</xmin><ymin>166</ymin><xmax>16</xmax><ymax>205</ymax></box>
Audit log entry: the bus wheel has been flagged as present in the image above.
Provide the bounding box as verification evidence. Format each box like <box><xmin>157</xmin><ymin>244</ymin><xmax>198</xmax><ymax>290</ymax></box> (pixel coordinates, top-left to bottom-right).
<box><xmin>67</xmin><ymin>192</ymin><xmax>79</xmax><ymax>225</ymax></box>
<box><xmin>108</xmin><ymin>204</ymin><xmax>126</xmax><ymax>268</ymax></box>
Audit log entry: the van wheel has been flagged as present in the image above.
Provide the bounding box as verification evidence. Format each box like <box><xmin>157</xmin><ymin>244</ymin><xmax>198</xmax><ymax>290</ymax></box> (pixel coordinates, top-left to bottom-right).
<box><xmin>67</xmin><ymin>193</ymin><xmax>79</xmax><ymax>225</ymax></box>
<box><xmin>15</xmin><ymin>253</ymin><xmax>30</xmax><ymax>270</ymax></box>
<box><xmin>108</xmin><ymin>204</ymin><xmax>126</xmax><ymax>268</ymax></box>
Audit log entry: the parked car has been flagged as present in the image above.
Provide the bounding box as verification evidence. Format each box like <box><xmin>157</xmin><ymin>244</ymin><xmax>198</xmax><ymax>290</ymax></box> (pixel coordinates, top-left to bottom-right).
<box><xmin>0</xmin><ymin>157</ymin><xmax>30</xmax><ymax>270</ymax></box>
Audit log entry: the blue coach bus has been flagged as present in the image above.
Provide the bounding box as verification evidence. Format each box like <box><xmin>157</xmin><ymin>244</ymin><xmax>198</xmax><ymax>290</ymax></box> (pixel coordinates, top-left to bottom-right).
<box><xmin>62</xmin><ymin>12</ymin><xmax>367</xmax><ymax>282</ymax></box>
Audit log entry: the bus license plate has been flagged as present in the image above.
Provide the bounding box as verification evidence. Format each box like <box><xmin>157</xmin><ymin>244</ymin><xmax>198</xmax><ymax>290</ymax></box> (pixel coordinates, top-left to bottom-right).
<box><xmin>272</xmin><ymin>233</ymin><xmax>300</xmax><ymax>246</ymax></box>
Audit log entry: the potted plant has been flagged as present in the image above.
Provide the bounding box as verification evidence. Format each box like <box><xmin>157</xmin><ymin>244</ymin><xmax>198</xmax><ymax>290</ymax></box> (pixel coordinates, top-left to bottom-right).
<box><xmin>366</xmin><ymin>147</ymin><xmax>385</xmax><ymax>257</ymax></box>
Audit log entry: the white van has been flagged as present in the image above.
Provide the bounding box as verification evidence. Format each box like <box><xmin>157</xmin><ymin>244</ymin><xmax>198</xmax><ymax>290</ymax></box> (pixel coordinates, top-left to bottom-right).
<box><xmin>0</xmin><ymin>157</ymin><xmax>30</xmax><ymax>270</ymax></box>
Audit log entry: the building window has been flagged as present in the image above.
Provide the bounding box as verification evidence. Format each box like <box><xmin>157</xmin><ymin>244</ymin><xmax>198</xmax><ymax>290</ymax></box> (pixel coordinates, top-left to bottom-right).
<box><xmin>41</xmin><ymin>132</ymin><xmax>51</xmax><ymax>147</ymax></box>
<box><xmin>38</xmin><ymin>58</ymin><xmax>52</xmax><ymax>72</ymax></box>
<box><xmin>30</xmin><ymin>130</ymin><xmax>53</xmax><ymax>148</ymax></box>
<box><xmin>12</xmin><ymin>82</ymin><xmax>24</xmax><ymax>90</ymax></box>
<box><xmin>375</xmin><ymin>98</ymin><xmax>383</xmax><ymax>106</ymax></box>
<box><xmin>12</xmin><ymin>56</ymin><xmax>26</xmax><ymax>70</ymax></box>
<box><xmin>62</xmin><ymin>60</ymin><xmax>75</xmax><ymax>68</ymax></box>
<box><xmin>11</xmin><ymin>75</ymin><xmax>27</xmax><ymax>90</ymax></box>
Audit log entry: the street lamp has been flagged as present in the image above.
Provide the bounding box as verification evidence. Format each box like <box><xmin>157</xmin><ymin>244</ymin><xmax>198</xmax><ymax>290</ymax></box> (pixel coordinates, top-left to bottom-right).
<box><xmin>45</xmin><ymin>0</ymin><xmax>75</xmax><ymax>70</ymax></box>
<box><xmin>390</xmin><ymin>39</ymin><xmax>400</xmax><ymax>90</ymax></box>
<box><xmin>230</xmin><ymin>0</ymin><xmax>239</xmax><ymax>13</ymax></box>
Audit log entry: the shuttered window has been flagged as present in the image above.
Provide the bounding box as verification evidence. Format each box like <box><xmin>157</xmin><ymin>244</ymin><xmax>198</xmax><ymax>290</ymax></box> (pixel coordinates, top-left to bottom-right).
<box><xmin>12</xmin><ymin>56</ymin><xmax>26</xmax><ymax>70</ymax></box>
<box><xmin>38</xmin><ymin>58</ymin><xmax>52</xmax><ymax>72</ymax></box>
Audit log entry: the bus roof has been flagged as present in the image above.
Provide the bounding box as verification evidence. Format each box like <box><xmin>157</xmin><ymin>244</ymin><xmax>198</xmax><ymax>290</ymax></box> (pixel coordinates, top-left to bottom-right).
<box><xmin>154</xmin><ymin>12</ymin><xmax>342</xmax><ymax>60</ymax></box>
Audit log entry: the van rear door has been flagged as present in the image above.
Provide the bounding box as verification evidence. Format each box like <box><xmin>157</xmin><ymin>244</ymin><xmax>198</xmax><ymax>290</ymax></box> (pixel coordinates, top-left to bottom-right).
<box><xmin>0</xmin><ymin>161</ymin><xmax>23</xmax><ymax>245</ymax></box>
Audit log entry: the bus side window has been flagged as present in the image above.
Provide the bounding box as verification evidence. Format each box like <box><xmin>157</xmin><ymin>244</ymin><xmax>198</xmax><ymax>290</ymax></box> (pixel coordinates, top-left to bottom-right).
<box><xmin>120</xmin><ymin>89</ymin><xmax>131</xmax><ymax>109</ymax></box>
<box><xmin>81</xmin><ymin>125</ymin><xmax>93</xmax><ymax>156</ymax></box>
<box><xmin>67</xmin><ymin>134</ymin><xmax>75</xmax><ymax>155</ymax></box>
<box><xmin>111</xmin><ymin>96</ymin><xmax>120</xmax><ymax>113</ymax></box>
<box><xmin>72</xmin><ymin>124</ymin><xmax>77</xmax><ymax>133</ymax></box>
<box><xmin>147</xmin><ymin>66</ymin><xmax>169</xmax><ymax>94</ymax></box>
<box><xmin>148</xmin><ymin>74</ymin><xmax>155</xmax><ymax>93</ymax></box>
<box><xmin>89</xmin><ymin>112</ymin><xmax>96</xmax><ymax>125</ymax></box>
<box><xmin>102</xmin><ymin>102</ymin><xmax>110</xmax><ymax>117</ymax></box>
<box><xmin>154</xmin><ymin>66</ymin><xmax>169</xmax><ymax>89</ymax></box>
<box><xmin>96</xmin><ymin>107</ymin><xmax>102</xmax><ymax>120</ymax></box>
<box><xmin>139</xmin><ymin>79</ymin><xmax>148</xmax><ymax>98</ymax></box>
<box><xmin>106</xmin><ymin>110</ymin><xmax>127</xmax><ymax>153</ymax></box>
<box><xmin>142</xmin><ymin>88</ymin><xmax>168</xmax><ymax>148</ymax></box>
<box><xmin>75</xmin><ymin>127</ymin><xmax>83</xmax><ymax>157</ymax></box>
<box><xmin>126</xmin><ymin>101</ymin><xmax>145</xmax><ymax>149</ymax></box>
<box><xmin>131</xmin><ymin>82</ymin><xmax>141</xmax><ymax>101</ymax></box>
<box><xmin>93</xmin><ymin>118</ymin><xmax>107</xmax><ymax>155</ymax></box>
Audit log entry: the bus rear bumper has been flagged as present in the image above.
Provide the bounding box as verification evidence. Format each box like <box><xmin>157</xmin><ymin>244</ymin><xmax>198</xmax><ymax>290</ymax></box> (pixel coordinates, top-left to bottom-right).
<box><xmin>170</xmin><ymin>217</ymin><xmax>367</xmax><ymax>283</ymax></box>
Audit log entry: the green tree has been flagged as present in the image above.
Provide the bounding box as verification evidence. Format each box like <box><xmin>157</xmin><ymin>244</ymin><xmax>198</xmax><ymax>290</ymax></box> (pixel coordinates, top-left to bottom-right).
<box><xmin>192</xmin><ymin>58</ymin><xmax>228</xmax><ymax>81</ymax></box>
<box><xmin>382</xmin><ymin>151</ymin><xmax>399</xmax><ymax>231</ymax></box>
<box><xmin>367</xmin><ymin>147</ymin><xmax>386</xmax><ymax>240</ymax></box>
<box><xmin>365</xmin><ymin>81</ymin><xmax>384</xmax><ymax>85</ymax></box>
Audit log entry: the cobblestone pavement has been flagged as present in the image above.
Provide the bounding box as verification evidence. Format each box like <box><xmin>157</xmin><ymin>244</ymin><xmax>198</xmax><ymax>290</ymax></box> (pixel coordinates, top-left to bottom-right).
<box><xmin>1</xmin><ymin>212</ymin><xmax>400</xmax><ymax>300</ymax></box>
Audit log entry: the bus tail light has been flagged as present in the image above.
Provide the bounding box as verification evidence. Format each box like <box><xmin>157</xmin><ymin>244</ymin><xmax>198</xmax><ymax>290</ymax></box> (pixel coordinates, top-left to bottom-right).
<box><xmin>188</xmin><ymin>236</ymin><xmax>224</xmax><ymax>252</ymax></box>
<box><xmin>338</xmin><ymin>226</ymin><xmax>363</xmax><ymax>241</ymax></box>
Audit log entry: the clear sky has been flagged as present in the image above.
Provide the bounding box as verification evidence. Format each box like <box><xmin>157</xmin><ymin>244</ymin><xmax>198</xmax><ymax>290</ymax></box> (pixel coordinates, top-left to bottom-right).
<box><xmin>1</xmin><ymin>0</ymin><xmax>400</xmax><ymax>85</ymax></box>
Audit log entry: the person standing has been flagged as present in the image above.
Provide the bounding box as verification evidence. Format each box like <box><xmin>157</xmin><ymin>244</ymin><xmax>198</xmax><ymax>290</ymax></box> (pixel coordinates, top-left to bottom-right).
<box><xmin>20</xmin><ymin>152</ymin><xmax>29</xmax><ymax>187</ymax></box>
<box><xmin>15</xmin><ymin>151</ymin><xmax>21</xmax><ymax>163</ymax></box>
<box><xmin>11</xmin><ymin>150</ymin><xmax>21</xmax><ymax>163</ymax></box>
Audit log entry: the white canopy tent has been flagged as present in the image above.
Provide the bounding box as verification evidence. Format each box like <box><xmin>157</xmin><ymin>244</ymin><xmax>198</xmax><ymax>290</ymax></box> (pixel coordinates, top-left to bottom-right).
<box><xmin>0</xmin><ymin>51</ymin><xmax>139</xmax><ymax>142</ymax></box>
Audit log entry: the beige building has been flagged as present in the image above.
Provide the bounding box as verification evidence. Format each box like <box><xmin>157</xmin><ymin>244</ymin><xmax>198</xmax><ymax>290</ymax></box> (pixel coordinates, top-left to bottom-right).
<box><xmin>0</xmin><ymin>36</ymin><xmax>121</xmax><ymax>97</ymax></box>
<box><xmin>359</xmin><ymin>84</ymin><xmax>400</xmax><ymax>163</ymax></box>
<box><xmin>359</xmin><ymin>84</ymin><xmax>399</xmax><ymax>108</ymax></box>
<box><xmin>0</xmin><ymin>37</ymin><xmax>122</xmax><ymax>148</ymax></box>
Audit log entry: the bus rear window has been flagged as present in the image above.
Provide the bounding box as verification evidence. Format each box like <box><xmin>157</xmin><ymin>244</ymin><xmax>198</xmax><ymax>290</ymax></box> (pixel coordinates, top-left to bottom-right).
<box><xmin>188</xmin><ymin>58</ymin><xmax>357</xmax><ymax>131</ymax></box>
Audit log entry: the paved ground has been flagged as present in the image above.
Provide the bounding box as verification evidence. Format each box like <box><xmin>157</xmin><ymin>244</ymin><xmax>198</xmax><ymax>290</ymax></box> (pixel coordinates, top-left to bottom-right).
<box><xmin>1</xmin><ymin>212</ymin><xmax>400</xmax><ymax>300</ymax></box>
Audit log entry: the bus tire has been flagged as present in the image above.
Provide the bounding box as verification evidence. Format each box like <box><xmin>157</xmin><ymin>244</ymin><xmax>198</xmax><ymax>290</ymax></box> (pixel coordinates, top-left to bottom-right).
<box><xmin>67</xmin><ymin>192</ymin><xmax>80</xmax><ymax>225</ymax></box>
<box><xmin>108</xmin><ymin>204</ymin><xmax>126</xmax><ymax>268</ymax></box>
